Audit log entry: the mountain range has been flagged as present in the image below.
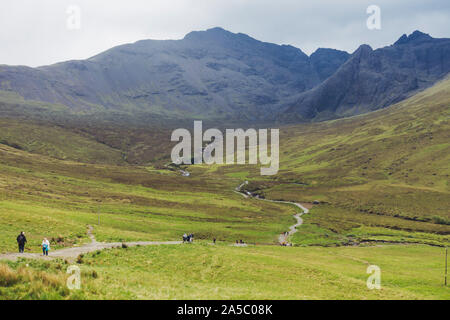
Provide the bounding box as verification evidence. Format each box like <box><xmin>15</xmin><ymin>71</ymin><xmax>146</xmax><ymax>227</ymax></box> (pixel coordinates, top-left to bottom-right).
<box><xmin>0</xmin><ymin>28</ymin><xmax>448</xmax><ymax>124</ymax></box>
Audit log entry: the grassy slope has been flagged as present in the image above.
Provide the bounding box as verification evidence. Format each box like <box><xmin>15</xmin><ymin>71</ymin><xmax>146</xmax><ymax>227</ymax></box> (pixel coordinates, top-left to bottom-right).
<box><xmin>219</xmin><ymin>77</ymin><xmax>450</xmax><ymax>246</ymax></box>
<box><xmin>0</xmin><ymin>118</ymin><xmax>125</xmax><ymax>164</ymax></box>
<box><xmin>1</xmin><ymin>244</ymin><xmax>448</xmax><ymax>300</ymax></box>
<box><xmin>278</xmin><ymin>77</ymin><xmax>450</xmax><ymax>214</ymax></box>
<box><xmin>0</xmin><ymin>89</ymin><xmax>180</xmax><ymax>165</ymax></box>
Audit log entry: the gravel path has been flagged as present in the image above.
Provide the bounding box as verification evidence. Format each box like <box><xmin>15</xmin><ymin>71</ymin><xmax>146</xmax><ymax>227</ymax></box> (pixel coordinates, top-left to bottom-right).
<box><xmin>235</xmin><ymin>181</ymin><xmax>309</xmax><ymax>245</ymax></box>
<box><xmin>0</xmin><ymin>226</ymin><xmax>181</xmax><ymax>261</ymax></box>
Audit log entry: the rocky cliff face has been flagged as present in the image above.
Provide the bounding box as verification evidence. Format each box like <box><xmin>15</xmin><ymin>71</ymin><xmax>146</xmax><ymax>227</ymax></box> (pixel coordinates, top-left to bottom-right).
<box><xmin>281</xmin><ymin>31</ymin><xmax>450</xmax><ymax>122</ymax></box>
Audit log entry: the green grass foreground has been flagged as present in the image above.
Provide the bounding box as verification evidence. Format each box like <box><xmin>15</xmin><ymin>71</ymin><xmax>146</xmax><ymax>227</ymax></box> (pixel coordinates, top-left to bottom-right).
<box><xmin>1</xmin><ymin>244</ymin><xmax>448</xmax><ymax>300</ymax></box>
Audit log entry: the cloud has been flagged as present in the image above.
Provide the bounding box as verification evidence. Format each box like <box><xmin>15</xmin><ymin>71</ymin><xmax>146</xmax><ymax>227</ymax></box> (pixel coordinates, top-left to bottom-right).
<box><xmin>0</xmin><ymin>0</ymin><xmax>448</xmax><ymax>66</ymax></box>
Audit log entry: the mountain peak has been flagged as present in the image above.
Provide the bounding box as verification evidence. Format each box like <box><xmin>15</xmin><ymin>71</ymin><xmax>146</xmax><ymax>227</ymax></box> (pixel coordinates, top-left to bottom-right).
<box><xmin>410</xmin><ymin>30</ymin><xmax>432</xmax><ymax>39</ymax></box>
<box><xmin>184</xmin><ymin>27</ymin><xmax>235</xmax><ymax>41</ymax></box>
<box><xmin>207</xmin><ymin>27</ymin><xmax>228</xmax><ymax>33</ymax></box>
<box><xmin>353</xmin><ymin>44</ymin><xmax>373</xmax><ymax>56</ymax></box>
<box><xmin>394</xmin><ymin>30</ymin><xmax>432</xmax><ymax>45</ymax></box>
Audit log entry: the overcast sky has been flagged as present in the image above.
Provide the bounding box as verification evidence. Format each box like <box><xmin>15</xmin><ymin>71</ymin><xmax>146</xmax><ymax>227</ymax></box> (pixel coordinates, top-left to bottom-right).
<box><xmin>1</xmin><ymin>0</ymin><xmax>449</xmax><ymax>67</ymax></box>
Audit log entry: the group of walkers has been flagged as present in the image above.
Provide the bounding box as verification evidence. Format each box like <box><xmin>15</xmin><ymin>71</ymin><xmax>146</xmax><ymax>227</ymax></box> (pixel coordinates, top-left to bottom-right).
<box><xmin>16</xmin><ymin>231</ymin><xmax>51</xmax><ymax>256</ymax></box>
<box><xmin>281</xmin><ymin>231</ymin><xmax>290</xmax><ymax>246</ymax></box>
<box><xmin>182</xmin><ymin>233</ymin><xmax>194</xmax><ymax>243</ymax></box>
<box><xmin>181</xmin><ymin>235</ymin><xmax>248</xmax><ymax>245</ymax></box>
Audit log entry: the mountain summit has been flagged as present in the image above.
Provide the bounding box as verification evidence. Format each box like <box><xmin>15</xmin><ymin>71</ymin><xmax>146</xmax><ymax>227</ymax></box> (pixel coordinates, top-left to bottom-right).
<box><xmin>394</xmin><ymin>30</ymin><xmax>433</xmax><ymax>45</ymax></box>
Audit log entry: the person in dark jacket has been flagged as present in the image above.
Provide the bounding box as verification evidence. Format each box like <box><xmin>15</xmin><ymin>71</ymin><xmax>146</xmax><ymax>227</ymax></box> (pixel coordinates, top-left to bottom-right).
<box><xmin>17</xmin><ymin>231</ymin><xmax>27</xmax><ymax>253</ymax></box>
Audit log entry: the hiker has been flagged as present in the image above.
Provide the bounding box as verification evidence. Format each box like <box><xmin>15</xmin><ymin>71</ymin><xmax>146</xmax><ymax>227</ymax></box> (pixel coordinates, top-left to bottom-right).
<box><xmin>16</xmin><ymin>231</ymin><xmax>27</xmax><ymax>253</ymax></box>
<box><xmin>42</xmin><ymin>238</ymin><xmax>50</xmax><ymax>256</ymax></box>
<box><xmin>183</xmin><ymin>233</ymin><xmax>188</xmax><ymax>243</ymax></box>
<box><xmin>213</xmin><ymin>238</ymin><xmax>216</xmax><ymax>244</ymax></box>
<box><xmin>189</xmin><ymin>234</ymin><xmax>194</xmax><ymax>243</ymax></box>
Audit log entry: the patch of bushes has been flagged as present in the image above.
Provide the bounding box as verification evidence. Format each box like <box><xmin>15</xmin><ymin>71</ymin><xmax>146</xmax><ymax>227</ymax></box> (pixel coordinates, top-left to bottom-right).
<box><xmin>0</xmin><ymin>139</ymin><xmax>23</xmax><ymax>150</ymax></box>
<box><xmin>431</xmin><ymin>216</ymin><xmax>450</xmax><ymax>225</ymax></box>
<box><xmin>0</xmin><ymin>264</ymin><xmax>20</xmax><ymax>287</ymax></box>
<box><xmin>76</xmin><ymin>254</ymin><xmax>84</xmax><ymax>264</ymax></box>
<box><xmin>0</xmin><ymin>263</ymin><xmax>70</xmax><ymax>298</ymax></box>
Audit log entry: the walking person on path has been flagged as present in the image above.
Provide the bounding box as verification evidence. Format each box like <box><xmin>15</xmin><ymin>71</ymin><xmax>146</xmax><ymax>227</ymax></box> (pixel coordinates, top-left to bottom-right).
<box><xmin>42</xmin><ymin>238</ymin><xmax>50</xmax><ymax>256</ymax></box>
<box><xmin>16</xmin><ymin>232</ymin><xmax>27</xmax><ymax>253</ymax></box>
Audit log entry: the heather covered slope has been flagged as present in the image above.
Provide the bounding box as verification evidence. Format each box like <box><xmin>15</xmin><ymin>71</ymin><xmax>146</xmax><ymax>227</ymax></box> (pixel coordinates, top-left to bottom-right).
<box><xmin>279</xmin><ymin>76</ymin><xmax>450</xmax><ymax>195</ymax></box>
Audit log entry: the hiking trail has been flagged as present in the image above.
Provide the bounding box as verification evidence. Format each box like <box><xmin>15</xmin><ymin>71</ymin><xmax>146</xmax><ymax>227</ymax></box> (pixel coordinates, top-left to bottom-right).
<box><xmin>235</xmin><ymin>180</ymin><xmax>309</xmax><ymax>245</ymax></box>
<box><xmin>0</xmin><ymin>226</ymin><xmax>181</xmax><ymax>261</ymax></box>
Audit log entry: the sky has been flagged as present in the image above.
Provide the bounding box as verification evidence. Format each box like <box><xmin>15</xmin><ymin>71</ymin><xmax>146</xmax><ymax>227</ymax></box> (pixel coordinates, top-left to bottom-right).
<box><xmin>1</xmin><ymin>0</ymin><xmax>449</xmax><ymax>67</ymax></box>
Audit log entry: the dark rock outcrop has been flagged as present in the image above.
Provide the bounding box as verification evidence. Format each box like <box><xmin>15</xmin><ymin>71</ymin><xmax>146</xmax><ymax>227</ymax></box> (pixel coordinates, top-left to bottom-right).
<box><xmin>281</xmin><ymin>31</ymin><xmax>450</xmax><ymax>122</ymax></box>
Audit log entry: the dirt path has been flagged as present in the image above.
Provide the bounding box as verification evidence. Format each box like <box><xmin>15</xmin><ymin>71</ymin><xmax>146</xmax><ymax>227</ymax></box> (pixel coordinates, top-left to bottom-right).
<box><xmin>179</xmin><ymin>169</ymin><xmax>190</xmax><ymax>177</ymax></box>
<box><xmin>234</xmin><ymin>181</ymin><xmax>250</xmax><ymax>198</ymax></box>
<box><xmin>235</xmin><ymin>181</ymin><xmax>309</xmax><ymax>245</ymax></box>
<box><xmin>0</xmin><ymin>226</ymin><xmax>181</xmax><ymax>262</ymax></box>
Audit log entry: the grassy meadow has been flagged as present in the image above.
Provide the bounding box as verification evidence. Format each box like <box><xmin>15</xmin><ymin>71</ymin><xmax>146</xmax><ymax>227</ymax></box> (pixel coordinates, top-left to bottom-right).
<box><xmin>0</xmin><ymin>244</ymin><xmax>448</xmax><ymax>300</ymax></box>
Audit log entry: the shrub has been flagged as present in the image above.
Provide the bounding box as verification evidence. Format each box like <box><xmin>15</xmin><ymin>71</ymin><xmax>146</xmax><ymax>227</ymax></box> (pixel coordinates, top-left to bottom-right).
<box><xmin>38</xmin><ymin>271</ymin><xmax>62</xmax><ymax>288</ymax></box>
<box><xmin>0</xmin><ymin>264</ymin><xmax>19</xmax><ymax>287</ymax></box>
<box><xmin>432</xmin><ymin>216</ymin><xmax>450</xmax><ymax>225</ymax></box>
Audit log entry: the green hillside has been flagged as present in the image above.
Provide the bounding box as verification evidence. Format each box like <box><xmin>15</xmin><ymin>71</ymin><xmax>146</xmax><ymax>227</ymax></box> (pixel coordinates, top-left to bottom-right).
<box><xmin>220</xmin><ymin>77</ymin><xmax>450</xmax><ymax>246</ymax></box>
<box><xmin>0</xmin><ymin>118</ymin><xmax>126</xmax><ymax>165</ymax></box>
